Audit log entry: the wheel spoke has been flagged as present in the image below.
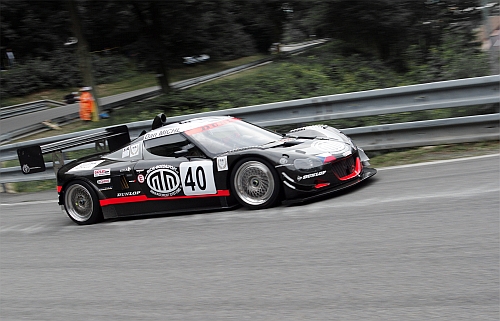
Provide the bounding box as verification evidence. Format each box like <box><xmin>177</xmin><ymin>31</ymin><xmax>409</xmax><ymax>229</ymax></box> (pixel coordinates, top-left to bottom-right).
<box><xmin>234</xmin><ymin>161</ymin><xmax>275</xmax><ymax>206</ymax></box>
<box><xmin>65</xmin><ymin>183</ymin><xmax>94</xmax><ymax>222</ymax></box>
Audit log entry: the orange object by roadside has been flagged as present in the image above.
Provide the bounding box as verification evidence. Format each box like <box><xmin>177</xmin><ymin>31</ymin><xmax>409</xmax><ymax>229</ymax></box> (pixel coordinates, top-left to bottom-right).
<box><xmin>79</xmin><ymin>91</ymin><xmax>93</xmax><ymax>121</ymax></box>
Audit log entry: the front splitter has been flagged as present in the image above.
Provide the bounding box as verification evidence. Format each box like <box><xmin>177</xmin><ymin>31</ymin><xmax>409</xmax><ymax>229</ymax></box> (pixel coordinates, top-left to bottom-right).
<box><xmin>282</xmin><ymin>168</ymin><xmax>377</xmax><ymax>205</ymax></box>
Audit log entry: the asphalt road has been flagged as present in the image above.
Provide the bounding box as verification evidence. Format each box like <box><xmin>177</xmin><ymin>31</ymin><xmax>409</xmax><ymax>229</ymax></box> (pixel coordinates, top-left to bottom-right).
<box><xmin>1</xmin><ymin>154</ymin><xmax>498</xmax><ymax>321</ymax></box>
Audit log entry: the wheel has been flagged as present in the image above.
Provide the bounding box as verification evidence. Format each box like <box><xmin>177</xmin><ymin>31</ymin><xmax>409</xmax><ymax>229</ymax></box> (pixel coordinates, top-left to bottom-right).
<box><xmin>64</xmin><ymin>180</ymin><xmax>102</xmax><ymax>225</ymax></box>
<box><xmin>231</xmin><ymin>158</ymin><xmax>280</xmax><ymax>209</ymax></box>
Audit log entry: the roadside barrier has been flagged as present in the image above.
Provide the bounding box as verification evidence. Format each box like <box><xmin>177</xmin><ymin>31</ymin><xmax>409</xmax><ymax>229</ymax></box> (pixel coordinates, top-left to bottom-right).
<box><xmin>0</xmin><ymin>75</ymin><xmax>498</xmax><ymax>184</ymax></box>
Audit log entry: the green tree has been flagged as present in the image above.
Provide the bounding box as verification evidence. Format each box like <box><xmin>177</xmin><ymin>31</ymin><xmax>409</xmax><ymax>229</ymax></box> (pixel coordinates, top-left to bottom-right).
<box><xmin>234</xmin><ymin>0</ymin><xmax>288</xmax><ymax>53</ymax></box>
<box><xmin>296</xmin><ymin>0</ymin><xmax>486</xmax><ymax>69</ymax></box>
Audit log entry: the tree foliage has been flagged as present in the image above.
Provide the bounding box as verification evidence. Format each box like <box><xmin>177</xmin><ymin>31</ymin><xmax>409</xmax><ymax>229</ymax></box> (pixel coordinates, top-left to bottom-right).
<box><xmin>0</xmin><ymin>0</ymin><xmax>493</xmax><ymax>98</ymax></box>
<box><xmin>129</xmin><ymin>37</ymin><xmax>488</xmax><ymax>119</ymax></box>
<box><xmin>294</xmin><ymin>0</ymin><xmax>487</xmax><ymax>70</ymax></box>
<box><xmin>1</xmin><ymin>0</ymin><xmax>287</xmax><ymax>95</ymax></box>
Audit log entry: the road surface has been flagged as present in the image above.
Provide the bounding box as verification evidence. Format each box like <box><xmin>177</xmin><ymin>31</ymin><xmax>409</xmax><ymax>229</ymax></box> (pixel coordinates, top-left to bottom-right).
<box><xmin>1</xmin><ymin>154</ymin><xmax>498</xmax><ymax>320</ymax></box>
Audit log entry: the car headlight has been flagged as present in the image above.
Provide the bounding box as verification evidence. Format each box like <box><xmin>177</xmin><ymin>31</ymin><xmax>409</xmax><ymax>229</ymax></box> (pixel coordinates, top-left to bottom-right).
<box><xmin>293</xmin><ymin>158</ymin><xmax>323</xmax><ymax>171</ymax></box>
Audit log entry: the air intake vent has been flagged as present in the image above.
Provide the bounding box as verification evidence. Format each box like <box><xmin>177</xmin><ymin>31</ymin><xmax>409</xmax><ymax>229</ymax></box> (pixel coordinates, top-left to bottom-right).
<box><xmin>120</xmin><ymin>175</ymin><xmax>129</xmax><ymax>190</ymax></box>
<box><xmin>331</xmin><ymin>156</ymin><xmax>356</xmax><ymax>178</ymax></box>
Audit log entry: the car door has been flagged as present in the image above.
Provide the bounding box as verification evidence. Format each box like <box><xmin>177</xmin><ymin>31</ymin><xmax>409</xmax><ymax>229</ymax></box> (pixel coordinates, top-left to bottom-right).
<box><xmin>132</xmin><ymin>133</ymin><xmax>224</xmax><ymax>215</ymax></box>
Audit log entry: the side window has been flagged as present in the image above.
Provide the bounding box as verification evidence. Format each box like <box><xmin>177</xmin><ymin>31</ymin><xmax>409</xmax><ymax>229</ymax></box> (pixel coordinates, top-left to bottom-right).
<box><xmin>144</xmin><ymin>134</ymin><xmax>205</xmax><ymax>158</ymax></box>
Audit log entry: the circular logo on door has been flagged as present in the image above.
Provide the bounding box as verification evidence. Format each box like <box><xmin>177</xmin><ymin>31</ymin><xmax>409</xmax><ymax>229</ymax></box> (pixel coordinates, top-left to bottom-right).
<box><xmin>145</xmin><ymin>165</ymin><xmax>181</xmax><ymax>197</ymax></box>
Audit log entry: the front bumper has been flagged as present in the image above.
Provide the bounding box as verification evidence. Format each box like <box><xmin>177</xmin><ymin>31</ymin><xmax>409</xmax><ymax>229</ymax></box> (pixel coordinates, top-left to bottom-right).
<box><xmin>282</xmin><ymin>167</ymin><xmax>377</xmax><ymax>205</ymax></box>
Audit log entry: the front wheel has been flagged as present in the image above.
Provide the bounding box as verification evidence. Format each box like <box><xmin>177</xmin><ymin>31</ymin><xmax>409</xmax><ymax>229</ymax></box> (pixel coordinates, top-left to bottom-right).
<box><xmin>64</xmin><ymin>180</ymin><xmax>102</xmax><ymax>225</ymax></box>
<box><xmin>230</xmin><ymin>158</ymin><xmax>280</xmax><ymax>209</ymax></box>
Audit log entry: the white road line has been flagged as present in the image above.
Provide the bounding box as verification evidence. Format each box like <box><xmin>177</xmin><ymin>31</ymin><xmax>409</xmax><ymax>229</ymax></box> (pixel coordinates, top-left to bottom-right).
<box><xmin>0</xmin><ymin>200</ymin><xmax>58</xmax><ymax>207</ymax></box>
<box><xmin>378</xmin><ymin>153</ymin><xmax>499</xmax><ymax>171</ymax></box>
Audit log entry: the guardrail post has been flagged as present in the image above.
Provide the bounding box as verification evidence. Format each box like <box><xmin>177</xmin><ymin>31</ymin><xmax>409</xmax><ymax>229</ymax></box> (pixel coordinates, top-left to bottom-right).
<box><xmin>0</xmin><ymin>182</ymin><xmax>16</xmax><ymax>193</ymax></box>
<box><xmin>52</xmin><ymin>151</ymin><xmax>65</xmax><ymax>175</ymax></box>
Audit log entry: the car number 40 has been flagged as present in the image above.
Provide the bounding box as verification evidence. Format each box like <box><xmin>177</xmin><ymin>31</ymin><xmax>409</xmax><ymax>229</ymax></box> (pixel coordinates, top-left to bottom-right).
<box><xmin>179</xmin><ymin>161</ymin><xmax>217</xmax><ymax>195</ymax></box>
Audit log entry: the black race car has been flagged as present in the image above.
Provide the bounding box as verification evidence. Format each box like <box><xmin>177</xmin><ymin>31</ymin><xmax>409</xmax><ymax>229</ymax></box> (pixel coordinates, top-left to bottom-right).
<box><xmin>18</xmin><ymin>114</ymin><xmax>376</xmax><ymax>225</ymax></box>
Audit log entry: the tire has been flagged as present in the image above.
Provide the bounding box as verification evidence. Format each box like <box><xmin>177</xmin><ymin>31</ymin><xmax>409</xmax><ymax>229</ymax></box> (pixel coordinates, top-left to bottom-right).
<box><xmin>230</xmin><ymin>158</ymin><xmax>280</xmax><ymax>209</ymax></box>
<box><xmin>64</xmin><ymin>180</ymin><xmax>102</xmax><ymax>225</ymax></box>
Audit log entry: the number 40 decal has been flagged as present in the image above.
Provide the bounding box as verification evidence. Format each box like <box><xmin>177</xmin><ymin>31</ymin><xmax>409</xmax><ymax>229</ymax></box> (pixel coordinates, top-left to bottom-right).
<box><xmin>179</xmin><ymin>161</ymin><xmax>216</xmax><ymax>195</ymax></box>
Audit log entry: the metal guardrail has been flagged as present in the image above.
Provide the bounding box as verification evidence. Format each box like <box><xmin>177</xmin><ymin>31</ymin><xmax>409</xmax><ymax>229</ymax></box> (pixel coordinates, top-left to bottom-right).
<box><xmin>0</xmin><ymin>100</ymin><xmax>65</xmax><ymax>119</ymax></box>
<box><xmin>1</xmin><ymin>113</ymin><xmax>498</xmax><ymax>184</ymax></box>
<box><xmin>0</xmin><ymin>99</ymin><xmax>72</xmax><ymax>142</ymax></box>
<box><xmin>0</xmin><ymin>75</ymin><xmax>499</xmax><ymax>183</ymax></box>
<box><xmin>1</xmin><ymin>102</ymin><xmax>47</xmax><ymax>119</ymax></box>
<box><xmin>344</xmin><ymin>113</ymin><xmax>499</xmax><ymax>151</ymax></box>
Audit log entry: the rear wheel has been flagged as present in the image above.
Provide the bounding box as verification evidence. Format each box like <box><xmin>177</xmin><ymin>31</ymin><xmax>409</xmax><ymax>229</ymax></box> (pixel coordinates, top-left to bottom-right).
<box><xmin>231</xmin><ymin>158</ymin><xmax>280</xmax><ymax>209</ymax></box>
<box><xmin>64</xmin><ymin>180</ymin><xmax>102</xmax><ymax>225</ymax></box>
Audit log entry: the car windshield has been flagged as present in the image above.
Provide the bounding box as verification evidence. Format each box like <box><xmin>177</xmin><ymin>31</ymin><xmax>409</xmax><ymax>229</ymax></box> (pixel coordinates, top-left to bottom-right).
<box><xmin>184</xmin><ymin>118</ymin><xmax>282</xmax><ymax>155</ymax></box>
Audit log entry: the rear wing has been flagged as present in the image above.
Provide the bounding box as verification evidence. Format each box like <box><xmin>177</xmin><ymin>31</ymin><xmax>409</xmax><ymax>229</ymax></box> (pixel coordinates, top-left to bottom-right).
<box><xmin>17</xmin><ymin>125</ymin><xmax>130</xmax><ymax>175</ymax></box>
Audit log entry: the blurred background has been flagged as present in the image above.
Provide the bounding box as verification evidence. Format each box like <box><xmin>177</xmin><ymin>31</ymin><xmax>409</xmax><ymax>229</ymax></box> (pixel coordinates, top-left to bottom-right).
<box><xmin>1</xmin><ymin>0</ymin><xmax>498</xmax><ymax>107</ymax></box>
<box><xmin>0</xmin><ymin>0</ymin><xmax>498</xmax><ymax>157</ymax></box>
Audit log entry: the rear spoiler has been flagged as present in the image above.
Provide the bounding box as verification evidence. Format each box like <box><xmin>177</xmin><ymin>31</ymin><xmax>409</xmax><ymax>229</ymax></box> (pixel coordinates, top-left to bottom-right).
<box><xmin>17</xmin><ymin>125</ymin><xmax>130</xmax><ymax>175</ymax></box>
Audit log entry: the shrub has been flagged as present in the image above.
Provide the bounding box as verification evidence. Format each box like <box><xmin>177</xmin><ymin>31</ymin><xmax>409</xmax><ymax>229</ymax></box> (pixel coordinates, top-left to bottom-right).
<box><xmin>1</xmin><ymin>51</ymin><xmax>131</xmax><ymax>97</ymax></box>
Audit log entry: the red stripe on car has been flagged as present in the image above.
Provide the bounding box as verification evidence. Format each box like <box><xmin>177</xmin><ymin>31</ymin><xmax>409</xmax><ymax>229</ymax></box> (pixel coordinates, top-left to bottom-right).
<box><xmin>100</xmin><ymin>190</ymin><xmax>230</xmax><ymax>207</ymax></box>
<box><xmin>184</xmin><ymin>118</ymin><xmax>238</xmax><ymax>136</ymax></box>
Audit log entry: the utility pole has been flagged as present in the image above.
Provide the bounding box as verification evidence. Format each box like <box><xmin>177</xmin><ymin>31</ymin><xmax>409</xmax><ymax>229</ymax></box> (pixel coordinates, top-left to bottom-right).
<box><xmin>66</xmin><ymin>0</ymin><xmax>100</xmax><ymax>119</ymax></box>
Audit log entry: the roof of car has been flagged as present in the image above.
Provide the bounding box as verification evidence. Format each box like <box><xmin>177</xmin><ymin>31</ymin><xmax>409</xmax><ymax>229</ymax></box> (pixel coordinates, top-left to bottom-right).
<box><xmin>143</xmin><ymin>116</ymin><xmax>236</xmax><ymax>141</ymax></box>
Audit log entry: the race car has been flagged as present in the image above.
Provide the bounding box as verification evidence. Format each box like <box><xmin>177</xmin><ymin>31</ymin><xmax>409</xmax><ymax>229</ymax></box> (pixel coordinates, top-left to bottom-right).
<box><xmin>17</xmin><ymin>114</ymin><xmax>376</xmax><ymax>225</ymax></box>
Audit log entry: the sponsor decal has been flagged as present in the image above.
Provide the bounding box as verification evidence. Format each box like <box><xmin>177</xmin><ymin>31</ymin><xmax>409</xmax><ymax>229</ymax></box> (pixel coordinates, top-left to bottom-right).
<box><xmin>99</xmin><ymin>186</ymin><xmax>113</xmax><ymax>191</ymax></box>
<box><xmin>120</xmin><ymin>167</ymin><xmax>132</xmax><ymax>172</ymax></box>
<box><xmin>121</xmin><ymin>144</ymin><xmax>140</xmax><ymax>158</ymax></box>
<box><xmin>122</xmin><ymin>146</ymin><xmax>130</xmax><ymax>158</ymax></box>
<box><xmin>137</xmin><ymin>174</ymin><xmax>145</xmax><ymax>184</ymax></box>
<box><xmin>94</xmin><ymin>168</ymin><xmax>111</xmax><ymax>177</ymax></box>
<box><xmin>144</xmin><ymin>127</ymin><xmax>180</xmax><ymax>140</ymax></box>
<box><xmin>146</xmin><ymin>164</ymin><xmax>182</xmax><ymax>197</ymax></box>
<box><xmin>130</xmin><ymin>143</ymin><xmax>140</xmax><ymax>157</ymax></box>
<box><xmin>97</xmin><ymin>178</ymin><xmax>111</xmax><ymax>184</ymax></box>
<box><xmin>279</xmin><ymin>157</ymin><xmax>288</xmax><ymax>165</ymax></box>
<box><xmin>117</xmin><ymin>191</ymin><xmax>141</xmax><ymax>197</ymax></box>
<box><xmin>68</xmin><ymin>160</ymin><xmax>105</xmax><ymax>172</ymax></box>
<box><xmin>217</xmin><ymin>156</ymin><xmax>228</xmax><ymax>171</ymax></box>
<box><xmin>297</xmin><ymin>170</ymin><xmax>326</xmax><ymax>181</ymax></box>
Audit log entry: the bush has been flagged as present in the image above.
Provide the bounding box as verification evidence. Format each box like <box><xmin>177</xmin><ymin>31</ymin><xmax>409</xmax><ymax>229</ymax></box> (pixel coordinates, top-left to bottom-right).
<box><xmin>92</xmin><ymin>54</ymin><xmax>130</xmax><ymax>84</ymax></box>
<box><xmin>404</xmin><ymin>29</ymin><xmax>490</xmax><ymax>83</ymax></box>
<box><xmin>125</xmin><ymin>36</ymin><xmax>491</xmax><ymax>132</ymax></box>
<box><xmin>1</xmin><ymin>50</ymin><xmax>131</xmax><ymax>97</ymax></box>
